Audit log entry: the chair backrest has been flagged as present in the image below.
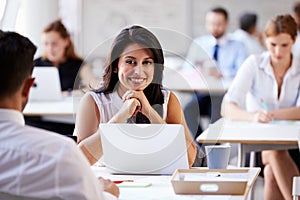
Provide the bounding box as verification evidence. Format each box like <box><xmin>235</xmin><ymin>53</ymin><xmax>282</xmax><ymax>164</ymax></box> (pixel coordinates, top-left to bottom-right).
<box><xmin>0</xmin><ymin>192</ymin><xmax>61</xmax><ymax>200</ymax></box>
<box><xmin>293</xmin><ymin>176</ymin><xmax>300</xmax><ymax>200</ymax></box>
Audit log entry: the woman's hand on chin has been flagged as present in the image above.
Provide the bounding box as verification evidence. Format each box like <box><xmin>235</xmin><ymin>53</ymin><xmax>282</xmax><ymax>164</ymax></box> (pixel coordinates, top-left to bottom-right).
<box><xmin>122</xmin><ymin>90</ymin><xmax>152</xmax><ymax>116</ymax></box>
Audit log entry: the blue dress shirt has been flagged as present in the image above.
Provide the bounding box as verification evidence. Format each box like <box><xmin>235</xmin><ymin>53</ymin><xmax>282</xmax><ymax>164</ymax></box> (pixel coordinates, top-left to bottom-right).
<box><xmin>183</xmin><ymin>34</ymin><xmax>248</xmax><ymax>79</ymax></box>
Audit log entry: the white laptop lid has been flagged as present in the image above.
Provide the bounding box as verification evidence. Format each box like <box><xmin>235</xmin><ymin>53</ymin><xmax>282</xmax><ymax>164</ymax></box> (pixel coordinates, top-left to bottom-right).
<box><xmin>99</xmin><ymin>124</ymin><xmax>189</xmax><ymax>175</ymax></box>
<box><xmin>29</xmin><ymin>67</ymin><xmax>62</xmax><ymax>101</ymax></box>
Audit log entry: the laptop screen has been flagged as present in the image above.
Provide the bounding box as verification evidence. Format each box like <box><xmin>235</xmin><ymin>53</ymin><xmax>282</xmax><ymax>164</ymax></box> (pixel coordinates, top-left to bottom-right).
<box><xmin>29</xmin><ymin>67</ymin><xmax>62</xmax><ymax>101</ymax></box>
<box><xmin>99</xmin><ymin>124</ymin><xmax>189</xmax><ymax>175</ymax></box>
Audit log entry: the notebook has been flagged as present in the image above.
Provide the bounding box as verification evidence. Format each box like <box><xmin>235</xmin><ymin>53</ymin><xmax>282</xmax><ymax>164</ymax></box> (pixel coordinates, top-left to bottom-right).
<box><xmin>29</xmin><ymin>67</ymin><xmax>62</xmax><ymax>101</ymax></box>
<box><xmin>99</xmin><ymin>124</ymin><xmax>189</xmax><ymax>175</ymax></box>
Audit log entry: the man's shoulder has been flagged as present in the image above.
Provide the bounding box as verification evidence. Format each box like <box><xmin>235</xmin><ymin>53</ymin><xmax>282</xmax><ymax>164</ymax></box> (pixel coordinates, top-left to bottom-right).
<box><xmin>22</xmin><ymin>125</ymin><xmax>76</xmax><ymax>153</ymax></box>
<box><xmin>227</xmin><ymin>38</ymin><xmax>246</xmax><ymax>46</ymax></box>
<box><xmin>225</xmin><ymin>38</ymin><xmax>247</xmax><ymax>53</ymax></box>
<box><xmin>194</xmin><ymin>35</ymin><xmax>212</xmax><ymax>43</ymax></box>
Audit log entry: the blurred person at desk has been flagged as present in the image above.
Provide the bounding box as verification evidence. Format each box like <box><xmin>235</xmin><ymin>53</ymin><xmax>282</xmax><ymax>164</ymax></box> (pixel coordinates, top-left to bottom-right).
<box><xmin>0</xmin><ymin>30</ymin><xmax>119</xmax><ymax>200</ymax></box>
<box><xmin>74</xmin><ymin>25</ymin><xmax>198</xmax><ymax>167</ymax></box>
<box><xmin>182</xmin><ymin>7</ymin><xmax>247</xmax><ymax>139</ymax></box>
<box><xmin>221</xmin><ymin>14</ymin><xmax>300</xmax><ymax>200</ymax></box>
<box><xmin>231</xmin><ymin>12</ymin><xmax>265</xmax><ymax>55</ymax></box>
<box><xmin>35</xmin><ymin>19</ymin><xmax>96</xmax><ymax>91</ymax></box>
<box><xmin>25</xmin><ymin>19</ymin><xmax>97</xmax><ymax>135</ymax></box>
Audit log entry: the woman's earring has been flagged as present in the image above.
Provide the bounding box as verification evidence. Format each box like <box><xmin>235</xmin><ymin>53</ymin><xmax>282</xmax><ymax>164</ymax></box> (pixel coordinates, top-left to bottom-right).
<box><xmin>113</xmin><ymin>68</ymin><xmax>118</xmax><ymax>73</ymax></box>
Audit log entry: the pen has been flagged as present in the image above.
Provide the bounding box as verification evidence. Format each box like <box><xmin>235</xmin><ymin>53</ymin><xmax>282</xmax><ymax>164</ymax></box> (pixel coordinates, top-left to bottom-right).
<box><xmin>260</xmin><ymin>98</ymin><xmax>269</xmax><ymax>111</ymax></box>
<box><xmin>113</xmin><ymin>180</ymin><xmax>134</xmax><ymax>184</ymax></box>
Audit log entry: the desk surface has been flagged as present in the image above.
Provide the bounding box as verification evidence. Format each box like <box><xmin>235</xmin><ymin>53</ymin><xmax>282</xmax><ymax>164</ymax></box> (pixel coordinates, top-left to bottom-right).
<box><xmin>197</xmin><ymin>118</ymin><xmax>299</xmax><ymax>145</ymax></box>
<box><xmin>197</xmin><ymin>118</ymin><xmax>300</xmax><ymax>167</ymax></box>
<box><xmin>91</xmin><ymin>166</ymin><xmax>260</xmax><ymax>200</ymax></box>
<box><xmin>23</xmin><ymin>96</ymin><xmax>81</xmax><ymax>116</ymax></box>
<box><xmin>163</xmin><ymin>68</ymin><xmax>231</xmax><ymax>93</ymax></box>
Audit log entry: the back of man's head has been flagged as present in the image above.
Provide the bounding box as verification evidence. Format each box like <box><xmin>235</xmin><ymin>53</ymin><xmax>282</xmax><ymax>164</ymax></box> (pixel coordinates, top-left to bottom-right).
<box><xmin>0</xmin><ymin>30</ymin><xmax>36</xmax><ymax>101</ymax></box>
<box><xmin>240</xmin><ymin>13</ymin><xmax>257</xmax><ymax>32</ymax></box>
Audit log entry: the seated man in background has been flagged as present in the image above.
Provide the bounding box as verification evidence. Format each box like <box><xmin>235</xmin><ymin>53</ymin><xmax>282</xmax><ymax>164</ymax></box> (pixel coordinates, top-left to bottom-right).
<box><xmin>231</xmin><ymin>12</ymin><xmax>265</xmax><ymax>55</ymax></box>
<box><xmin>183</xmin><ymin>7</ymin><xmax>247</xmax><ymax>139</ymax></box>
<box><xmin>0</xmin><ymin>30</ymin><xmax>119</xmax><ymax>199</ymax></box>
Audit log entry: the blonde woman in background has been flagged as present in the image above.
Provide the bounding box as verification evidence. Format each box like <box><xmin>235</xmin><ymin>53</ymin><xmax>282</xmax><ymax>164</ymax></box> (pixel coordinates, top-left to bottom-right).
<box><xmin>222</xmin><ymin>14</ymin><xmax>300</xmax><ymax>200</ymax></box>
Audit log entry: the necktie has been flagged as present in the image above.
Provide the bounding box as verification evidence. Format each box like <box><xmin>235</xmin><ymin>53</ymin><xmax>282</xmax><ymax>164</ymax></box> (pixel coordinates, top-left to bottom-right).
<box><xmin>213</xmin><ymin>44</ymin><xmax>219</xmax><ymax>62</ymax></box>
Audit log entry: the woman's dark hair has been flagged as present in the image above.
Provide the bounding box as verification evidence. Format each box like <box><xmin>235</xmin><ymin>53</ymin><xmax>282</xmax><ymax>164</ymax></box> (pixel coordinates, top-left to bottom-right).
<box><xmin>98</xmin><ymin>25</ymin><xmax>165</xmax><ymax>123</ymax></box>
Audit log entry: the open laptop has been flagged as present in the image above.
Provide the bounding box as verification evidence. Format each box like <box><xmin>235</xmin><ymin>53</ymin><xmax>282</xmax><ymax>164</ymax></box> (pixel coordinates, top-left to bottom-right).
<box><xmin>99</xmin><ymin>124</ymin><xmax>189</xmax><ymax>175</ymax></box>
<box><xmin>29</xmin><ymin>67</ymin><xmax>62</xmax><ymax>101</ymax></box>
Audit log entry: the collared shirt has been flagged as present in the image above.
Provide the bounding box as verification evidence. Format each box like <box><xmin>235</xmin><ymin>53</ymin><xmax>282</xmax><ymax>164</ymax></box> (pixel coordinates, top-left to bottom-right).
<box><xmin>224</xmin><ymin>52</ymin><xmax>300</xmax><ymax>112</ymax></box>
<box><xmin>230</xmin><ymin>29</ymin><xmax>265</xmax><ymax>55</ymax></box>
<box><xmin>292</xmin><ymin>31</ymin><xmax>300</xmax><ymax>58</ymax></box>
<box><xmin>89</xmin><ymin>89</ymin><xmax>170</xmax><ymax>123</ymax></box>
<box><xmin>0</xmin><ymin>109</ymin><xmax>116</xmax><ymax>200</ymax></box>
<box><xmin>182</xmin><ymin>34</ymin><xmax>248</xmax><ymax>79</ymax></box>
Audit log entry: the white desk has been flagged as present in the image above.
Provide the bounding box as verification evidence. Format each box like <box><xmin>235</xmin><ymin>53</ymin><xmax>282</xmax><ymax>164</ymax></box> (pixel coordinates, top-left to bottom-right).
<box><xmin>23</xmin><ymin>96</ymin><xmax>80</xmax><ymax>116</ymax></box>
<box><xmin>197</xmin><ymin>118</ymin><xmax>300</xmax><ymax>167</ymax></box>
<box><xmin>163</xmin><ymin>68</ymin><xmax>231</xmax><ymax>93</ymax></box>
<box><xmin>163</xmin><ymin>69</ymin><xmax>232</xmax><ymax>122</ymax></box>
<box><xmin>91</xmin><ymin>166</ymin><xmax>260</xmax><ymax>200</ymax></box>
<box><xmin>23</xmin><ymin>96</ymin><xmax>82</xmax><ymax>124</ymax></box>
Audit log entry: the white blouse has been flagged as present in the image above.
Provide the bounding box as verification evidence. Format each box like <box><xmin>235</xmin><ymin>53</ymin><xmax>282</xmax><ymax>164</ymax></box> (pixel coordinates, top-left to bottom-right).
<box><xmin>224</xmin><ymin>52</ymin><xmax>300</xmax><ymax>112</ymax></box>
<box><xmin>89</xmin><ymin>89</ymin><xmax>170</xmax><ymax>123</ymax></box>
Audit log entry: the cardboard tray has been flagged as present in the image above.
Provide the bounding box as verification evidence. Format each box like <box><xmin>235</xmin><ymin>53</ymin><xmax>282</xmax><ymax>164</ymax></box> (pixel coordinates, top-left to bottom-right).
<box><xmin>171</xmin><ymin>168</ymin><xmax>250</xmax><ymax>195</ymax></box>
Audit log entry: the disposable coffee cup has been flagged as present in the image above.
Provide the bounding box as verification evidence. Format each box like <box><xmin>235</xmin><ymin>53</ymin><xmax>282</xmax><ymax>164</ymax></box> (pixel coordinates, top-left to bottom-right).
<box><xmin>205</xmin><ymin>145</ymin><xmax>231</xmax><ymax>169</ymax></box>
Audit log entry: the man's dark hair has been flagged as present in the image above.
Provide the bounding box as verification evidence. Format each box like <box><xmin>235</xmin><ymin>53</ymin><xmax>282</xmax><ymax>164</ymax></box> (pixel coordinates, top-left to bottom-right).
<box><xmin>211</xmin><ymin>7</ymin><xmax>228</xmax><ymax>21</ymax></box>
<box><xmin>294</xmin><ymin>2</ymin><xmax>300</xmax><ymax>16</ymax></box>
<box><xmin>240</xmin><ymin>13</ymin><xmax>257</xmax><ymax>32</ymax></box>
<box><xmin>0</xmin><ymin>30</ymin><xmax>36</xmax><ymax>100</ymax></box>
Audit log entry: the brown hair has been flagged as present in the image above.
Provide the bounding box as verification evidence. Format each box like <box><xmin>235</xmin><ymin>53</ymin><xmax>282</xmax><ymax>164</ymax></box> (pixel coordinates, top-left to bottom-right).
<box><xmin>264</xmin><ymin>14</ymin><xmax>297</xmax><ymax>41</ymax></box>
<box><xmin>42</xmin><ymin>19</ymin><xmax>82</xmax><ymax>61</ymax></box>
<box><xmin>210</xmin><ymin>7</ymin><xmax>228</xmax><ymax>21</ymax></box>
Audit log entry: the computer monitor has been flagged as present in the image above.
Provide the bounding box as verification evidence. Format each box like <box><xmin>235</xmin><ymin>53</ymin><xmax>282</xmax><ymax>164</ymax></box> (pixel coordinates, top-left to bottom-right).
<box><xmin>99</xmin><ymin>123</ymin><xmax>189</xmax><ymax>175</ymax></box>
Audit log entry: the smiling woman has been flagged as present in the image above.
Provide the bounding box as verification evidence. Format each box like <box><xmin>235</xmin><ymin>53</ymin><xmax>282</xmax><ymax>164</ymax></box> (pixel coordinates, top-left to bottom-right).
<box><xmin>117</xmin><ymin>44</ymin><xmax>155</xmax><ymax>93</ymax></box>
<box><xmin>73</xmin><ymin>25</ymin><xmax>197</xmax><ymax>167</ymax></box>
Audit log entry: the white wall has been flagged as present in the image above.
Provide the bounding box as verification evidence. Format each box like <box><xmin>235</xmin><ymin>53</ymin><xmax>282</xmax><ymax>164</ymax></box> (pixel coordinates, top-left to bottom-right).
<box><xmin>3</xmin><ymin>0</ymin><xmax>300</xmax><ymax>60</ymax></box>
<box><xmin>191</xmin><ymin>0</ymin><xmax>299</xmax><ymax>37</ymax></box>
<box><xmin>80</xmin><ymin>0</ymin><xmax>300</xmax><ymax>59</ymax></box>
<box><xmin>81</xmin><ymin>0</ymin><xmax>191</xmax><ymax>58</ymax></box>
